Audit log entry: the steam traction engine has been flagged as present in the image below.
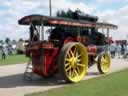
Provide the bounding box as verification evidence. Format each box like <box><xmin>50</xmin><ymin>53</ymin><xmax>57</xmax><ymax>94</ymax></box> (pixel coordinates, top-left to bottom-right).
<box><xmin>18</xmin><ymin>13</ymin><xmax>118</xmax><ymax>83</ymax></box>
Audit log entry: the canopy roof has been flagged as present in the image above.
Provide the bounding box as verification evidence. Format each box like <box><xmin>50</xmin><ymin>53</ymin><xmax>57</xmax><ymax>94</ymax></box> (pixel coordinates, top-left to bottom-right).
<box><xmin>18</xmin><ymin>14</ymin><xmax>118</xmax><ymax>29</ymax></box>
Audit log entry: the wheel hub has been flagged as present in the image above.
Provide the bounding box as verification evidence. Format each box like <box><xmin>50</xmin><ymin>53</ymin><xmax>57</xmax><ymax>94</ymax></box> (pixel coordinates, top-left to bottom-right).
<box><xmin>69</xmin><ymin>57</ymin><xmax>78</xmax><ymax>68</ymax></box>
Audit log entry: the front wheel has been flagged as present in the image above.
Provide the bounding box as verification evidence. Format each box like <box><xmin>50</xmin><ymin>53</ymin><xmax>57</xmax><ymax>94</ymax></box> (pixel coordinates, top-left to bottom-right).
<box><xmin>58</xmin><ymin>42</ymin><xmax>88</xmax><ymax>83</ymax></box>
<box><xmin>97</xmin><ymin>53</ymin><xmax>111</xmax><ymax>74</ymax></box>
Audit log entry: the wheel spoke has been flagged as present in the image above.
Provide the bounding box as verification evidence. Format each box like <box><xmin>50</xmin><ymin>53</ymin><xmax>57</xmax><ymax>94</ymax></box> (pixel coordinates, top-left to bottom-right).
<box><xmin>65</xmin><ymin>63</ymin><xmax>70</xmax><ymax>67</ymax></box>
<box><xmin>69</xmin><ymin>49</ymin><xmax>74</xmax><ymax>57</ymax></box>
<box><xmin>101</xmin><ymin>56</ymin><xmax>109</xmax><ymax>65</ymax></box>
<box><xmin>101</xmin><ymin>57</ymin><xmax>105</xmax><ymax>61</ymax></box>
<box><xmin>77</xmin><ymin>63</ymin><xmax>85</xmax><ymax>68</ymax></box>
<box><xmin>74</xmin><ymin>69</ymin><xmax>79</xmax><ymax>76</ymax></box>
<box><xmin>103</xmin><ymin>58</ymin><xmax>109</xmax><ymax>66</ymax></box>
<box><xmin>65</xmin><ymin>58</ymin><xmax>71</xmax><ymax>62</ymax></box>
<box><xmin>66</xmin><ymin>66</ymin><xmax>72</xmax><ymax>72</ymax></box>
<box><xmin>69</xmin><ymin>70</ymin><xmax>72</xmax><ymax>77</ymax></box>
<box><xmin>70</xmin><ymin>69</ymin><xmax>75</xmax><ymax>77</ymax></box>
<box><xmin>76</xmin><ymin>67</ymin><xmax>80</xmax><ymax>74</ymax></box>
<box><xmin>76</xmin><ymin>51</ymin><xmax>79</xmax><ymax>58</ymax></box>
<box><xmin>104</xmin><ymin>60</ymin><xmax>108</xmax><ymax>64</ymax></box>
<box><xmin>104</xmin><ymin>57</ymin><xmax>109</xmax><ymax>64</ymax></box>
<box><xmin>77</xmin><ymin>59</ymin><xmax>81</xmax><ymax>62</ymax></box>
<box><xmin>74</xmin><ymin>47</ymin><xmax>77</xmax><ymax>56</ymax></box>
<box><xmin>67</xmin><ymin>51</ymin><xmax>71</xmax><ymax>58</ymax></box>
<box><xmin>101</xmin><ymin>57</ymin><xmax>106</xmax><ymax>64</ymax></box>
<box><xmin>76</xmin><ymin>54</ymin><xmax>81</xmax><ymax>58</ymax></box>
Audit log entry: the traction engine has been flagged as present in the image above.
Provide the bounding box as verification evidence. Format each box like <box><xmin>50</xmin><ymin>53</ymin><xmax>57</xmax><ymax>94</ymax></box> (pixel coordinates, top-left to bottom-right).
<box><xmin>18</xmin><ymin>11</ymin><xmax>118</xmax><ymax>83</ymax></box>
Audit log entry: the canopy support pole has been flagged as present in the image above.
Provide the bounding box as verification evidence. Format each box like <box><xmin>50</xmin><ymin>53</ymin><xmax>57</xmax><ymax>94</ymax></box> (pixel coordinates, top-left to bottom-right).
<box><xmin>106</xmin><ymin>28</ymin><xmax>110</xmax><ymax>53</ymax></box>
<box><xmin>40</xmin><ymin>20</ymin><xmax>44</xmax><ymax>41</ymax></box>
<box><xmin>107</xmin><ymin>28</ymin><xmax>109</xmax><ymax>38</ymax></box>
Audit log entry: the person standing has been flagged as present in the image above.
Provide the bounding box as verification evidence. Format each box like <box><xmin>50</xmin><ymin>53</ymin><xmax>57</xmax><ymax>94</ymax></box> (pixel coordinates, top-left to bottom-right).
<box><xmin>121</xmin><ymin>44</ymin><xmax>125</xmax><ymax>56</ymax></box>
<box><xmin>109</xmin><ymin>43</ymin><xmax>116</xmax><ymax>58</ymax></box>
<box><xmin>116</xmin><ymin>44</ymin><xmax>121</xmax><ymax>58</ymax></box>
<box><xmin>1</xmin><ymin>46</ymin><xmax>6</xmax><ymax>60</ymax></box>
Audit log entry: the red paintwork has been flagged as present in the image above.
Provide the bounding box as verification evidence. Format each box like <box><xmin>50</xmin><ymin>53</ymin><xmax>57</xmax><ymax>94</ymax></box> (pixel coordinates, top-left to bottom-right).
<box><xmin>64</xmin><ymin>37</ymin><xmax>74</xmax><ymax>44</ymax></box>
<box><xmin>76</xmin><ymin>36</ymin><xmax>82</xmax><ymax>42</ymax></box>
<box><xmin>26</xmin><ymin>42</ymin><xmax>59</xmax><ymax>77</ymax></box>
<box><xmin>42</xmin><ymin>48</ymin><xmax>59</xmax><ymax>76</ymax></box>
<box><xmin>26</xmin><ymin>39</ymin><xmax>98</xmax><ymax>77</ymax></box>
<box><xmin>87</xmin><ymin>45</ymin><xmax>97</xmax><ymax>55</ymax></box>
<box><xmin>48</xmin><ymin>20</ymin><xmax>96</xmax><ymax>28</ymax></box>
<box><xmin>33</xmin><ymin>47</ymin><xmax>59</xmax><ymax>77</ymax></box>
<box><xmin>116</xmin><ymin>40</ymin><xmax>127</xmax><ymax>45</ymax></box>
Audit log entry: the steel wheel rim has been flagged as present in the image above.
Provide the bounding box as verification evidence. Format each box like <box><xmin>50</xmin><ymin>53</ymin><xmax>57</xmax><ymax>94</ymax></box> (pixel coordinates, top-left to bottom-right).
<box><xmin>100</xmin><ymin>53</ymin><xmax>111</xmax><ymax>73</ymax></box>
<box><xmin>64</xmin><ymin>44</ymin><xmax>88</xmax><ymax>82</ymax></box>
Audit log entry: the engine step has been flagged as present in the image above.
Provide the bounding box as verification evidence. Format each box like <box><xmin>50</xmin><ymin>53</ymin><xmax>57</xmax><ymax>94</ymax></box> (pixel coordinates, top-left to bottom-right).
<box><xmin>24</xmin><ymin>58</ymin><xmax>33</xmax><ymax>81</ymax></box>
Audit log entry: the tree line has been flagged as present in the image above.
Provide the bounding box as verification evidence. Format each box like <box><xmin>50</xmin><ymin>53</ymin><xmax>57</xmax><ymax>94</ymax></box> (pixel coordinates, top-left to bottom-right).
<box><xmin>0</xmin><ymin>37</ymin><xmax>24</xmax><ymax>45</ymax></box>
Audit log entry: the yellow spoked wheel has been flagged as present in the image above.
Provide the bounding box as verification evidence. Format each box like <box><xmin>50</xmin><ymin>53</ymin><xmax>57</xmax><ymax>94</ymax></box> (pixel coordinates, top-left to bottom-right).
<box><xmin>97</xmin><ymin>53</ymin><xmax>111</xmax><ymax>74</ymax></box>
<box><xmin>58</xmin><ymin>43</ymin><xmax>88</xmax><ymax>83</ymax></box>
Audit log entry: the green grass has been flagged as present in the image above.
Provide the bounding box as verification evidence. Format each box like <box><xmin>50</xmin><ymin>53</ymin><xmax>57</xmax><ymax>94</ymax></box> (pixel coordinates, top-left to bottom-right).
<box><xmin>26</xmin><ymin>69</ymin><xmax>128</xmax><ymax>96</ymax></box>
<box><xmin>0</xmin><ymin>53</ymin><xmax>29</xmax><ymax>65</ymax></box>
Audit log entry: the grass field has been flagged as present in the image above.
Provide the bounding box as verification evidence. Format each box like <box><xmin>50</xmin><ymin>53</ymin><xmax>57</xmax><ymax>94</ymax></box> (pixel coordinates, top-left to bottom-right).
<box><xmin>26</xmin><ymin>69</ymin><xmax>128</xmax><ymax>96</ymax></box>
<box><xmin>0</xmin><ymin>53</ymin><xmax>29</xmax><ymax>65</ymax></box>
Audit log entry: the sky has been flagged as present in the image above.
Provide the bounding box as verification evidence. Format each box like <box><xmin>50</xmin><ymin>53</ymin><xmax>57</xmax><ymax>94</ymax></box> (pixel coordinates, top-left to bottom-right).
<box><xmin>0</xmin><ymin>0</ymin><xmax>128</xmax><ymax>41</ymax></box>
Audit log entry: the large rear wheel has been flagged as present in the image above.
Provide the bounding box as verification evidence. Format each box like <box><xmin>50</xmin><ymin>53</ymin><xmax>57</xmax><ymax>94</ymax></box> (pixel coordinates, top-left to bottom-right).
<box><xmin>58</xmin><ymin>43</ymin><xmax>88</xmax><ymax>83</ymax></box>
<box><xmin>97</xmin><ymin>53</ymin><xmax>111</xmax><ymax>74</ymax></box>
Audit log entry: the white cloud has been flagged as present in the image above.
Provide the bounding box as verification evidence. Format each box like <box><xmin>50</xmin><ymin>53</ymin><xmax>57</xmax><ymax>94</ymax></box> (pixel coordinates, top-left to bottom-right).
<box><xmin>96</xmin><ymin>5</ymin><xmax>128</xmax><ymax>40</ymax></box>
<box><xmin>97</xmin><ymin>0</ymin><xmax>128</xmax><ymax>3</ymax></box>
<box><xmin>52</xmin><ymin>0</ymin><xmax>95</xmax><ymax>14</ymax></box>
<box><xmin>0</xmin><ymin>0</ymin><xmax>128</xmax><ymax>41</ymax></box>
<box><xmin>0</xmin><ymin>0</ymin><xmax>94</xmax><ymax>40</ymax></box>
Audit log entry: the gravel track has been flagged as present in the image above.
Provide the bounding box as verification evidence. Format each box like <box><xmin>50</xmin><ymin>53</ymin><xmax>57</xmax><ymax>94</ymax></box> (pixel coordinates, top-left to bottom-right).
<box><xmin>0</xmin><ymin>58</ymin><xmax>128</xmax><ymax>96</ymax></box>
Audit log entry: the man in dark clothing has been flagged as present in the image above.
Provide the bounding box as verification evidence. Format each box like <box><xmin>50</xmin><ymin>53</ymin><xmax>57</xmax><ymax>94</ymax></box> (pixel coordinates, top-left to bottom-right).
<box><xmin>29</xmin><ymin>24</ymin><xmax>39</xmax><ymax>41</ymax></box>
<box><xmin>1</xmin><ymin>46</ymin><xmax>6</xmax><ymax>60</ymax></box>
<box><xmin>121</xmin><ymin>44</ymin><xmax>125</xmax><ymax>55</ymax></box>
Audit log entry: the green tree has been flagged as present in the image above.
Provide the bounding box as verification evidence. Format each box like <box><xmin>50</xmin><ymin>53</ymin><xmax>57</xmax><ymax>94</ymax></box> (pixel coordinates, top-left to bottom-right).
<box><xmin>5</xmin><ymin>37</ymin><xmax>11</xmax><ymax>44</ymax></box>
<box><xmin>66</xmin><ymin>9</ymin><xmax>73</xmax><ymax>18</ymax></box>
<box><xmin>0</xmin><ymin>40</ymin><xmax>4</xmax><ymax>44</ymax></box>
<box><xmin>19</xmin><ymin>38</ymin><xmax>24</xmax><ymax>42</ymax></box>
<box><xmin>12</xmin><ymin>39</ymin><xmax>17</xmax><ymax>44</ymax></box>
<box><xmin>56</xmin><ymin>9</ymin><xmax>73</xmax><ymax>19</ymax></box>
